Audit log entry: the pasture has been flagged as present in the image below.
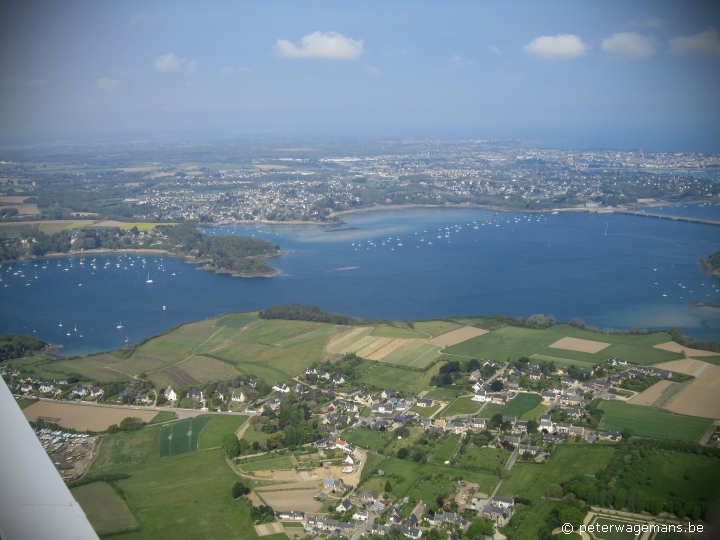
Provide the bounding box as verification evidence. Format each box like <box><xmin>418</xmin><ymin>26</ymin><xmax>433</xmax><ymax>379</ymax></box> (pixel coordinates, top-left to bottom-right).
<box><xmin>355</xmin><ymin>360</ymin><xmax>442</xmax><ymax>395</ymax></box>
<box><xmin>439</xmin><ymin>396</ymin><xmax>481</xmax><ymax>417</ymax></box>
<box><xmin>198</xmin><ymin>415</ymin><xmax>248</xmax><ymax>449</ymax></box>
<box><xmin>597</xmin><ymin>401</ymin><xmax>712</xmax><ymax>441</ymax></box>
<box><xmin>430</xmin><ymin>435</ymin><xmax>461</xmax><ymax>463</ymax></box>
<box><xmin>71</xmin><ymin>482</ymin><xmax>139</xmax><ymax>535</ymax></box>
<box><xmin>84</xmin><ymin>426</ymin><xmax>281</xmax><ymax>540</ymax></box>
<box><xmin>412</xmin><ymin>320</ymin><xmax>463</xmax><ymax>337</ymax></box>
<box><xmin>502</xmin><ymin>393</ymin><xmax>542</xmax><ymax>418</ymax></box>
<box><xmin>427</xmin><ymin>326</ymin><xmax>488</xmax><ymax>347</ymax></box>
<box><xmin>159</xmin><ymin>416</ymin><xmax>212</xmax><ymax>457</ymax></box>
<box><xmin>442</xmin><ymin>325</ymin><xmax>681</xmax><ymax>365</ymax></box>
<box><xmin>238</xmin><ymin>455</ymin><xmax>296</xmax><ymax>472</ymax></box>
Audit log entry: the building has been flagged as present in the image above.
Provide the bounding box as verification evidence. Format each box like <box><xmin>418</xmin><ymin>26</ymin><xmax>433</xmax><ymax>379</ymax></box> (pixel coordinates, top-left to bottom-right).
<box><xmin>187</xmin><ymin>390</ymin><xmax>203</xmax><ymax>401</ymax></box>
<box><xmin>164</xmin><ymin>386</ymin><xmax>177</xmax><ymax>401</ymax></box>
<box><xmin>416</xmin><ymin>398</ymin><xmax>434</xmax><ymax>408</ymax></box>
<box><xmin>272</xmin><ymin>382</ymin><xmax>290</xmax><ymax>393</ymax></box>
<box><xmin>231</xmin><ymin>391</ymin><xmax>245</xmax><ymax>403</ymax></box>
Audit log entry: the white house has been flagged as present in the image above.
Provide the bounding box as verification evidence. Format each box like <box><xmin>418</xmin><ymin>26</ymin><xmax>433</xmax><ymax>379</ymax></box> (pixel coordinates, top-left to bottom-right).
<box><xmin>231</xmin><ymin>391</ymin><xmax>246</xmax><ymax>403</ymax></box>
<box><xmin>472</xmin><ymin>389</ymin><xmax>489</xmax><ymax>402</ymax></box>
<box><xmin>164</xmin><ymin>387</ymin><xmax>177</xmax><ymax>401</ymax></box>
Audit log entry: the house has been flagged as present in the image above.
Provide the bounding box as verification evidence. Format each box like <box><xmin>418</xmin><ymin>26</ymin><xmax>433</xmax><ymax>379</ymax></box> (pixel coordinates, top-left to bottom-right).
<box><xmin>332</xmin><ymin>375</ymin><xmax>345</xmax><ymax>384</ymax></box>
<box><xmin>528</xmin><ymin>371</ymin><xmax>543</xmax><ymax>380</ymax></box>
<box><xmin>608</xmin><ymin>357</ymin><xmax>627</xmax><ymax>366</ymax></box>
<box><xmin>266</xmin><ymin>397</ymin><xmax>281</xmax><ymax>410</ymax></box>
<box><xmin>491</xmin><ymin>497</ymin><xmax>514</xmax><ymax>509</ymax></box>
<box><xmin>295</xmin><ymin>383</ymin><xmax>309</xmax><ymax>394</ymax></box>
<box><xmin>656</xmin><ymin>369</ymin><xmax>672</xmax><ymax>379</ymax></box>
<box><xmin>469</xmin><ymin>369</ymin><xmax>483</xmax><ymax>382</ymax></box>
<box><xmin>273</xmin><ymin>382</ymin><xmax>290</xmax><ymax>393</ymax></box>
<box><xmin>317</xmin><ymin>370</ymin><xmax>330</xmax><ymax>380</ymax></box>
<box><xmin>90</xmin><ymin>386</ymin><xmax>104</xmax><ymax>397</ymax></box>
<box><xmin>472</xmin><ymin>389</ymin><xmax>489</xmax><ymax>402</ymax></box>
<box><xmin>483</xmin><ymin>504</ymin><xmax>514</xmax><ymax>527</ymax></box>
<box><xmin>562</xmin><ymin>407</ymin><xmax>584</xmax><ymax>418</ymax></box>
<box><xmin>561</xmin><ymin>377</ymin><xmax>578</xmax><ymax>387</ymax></box>
<box><xmin>135</xmin><ymin>394</ymin><xmax>151</xmax><ymax>404</ymax></box>
<box><xmin>502</xmin><ymin>436</ymin><xmax>521</xmax><ymax>447</ymax></box>
<box><xmin>20</xmin><ymin>383</ymin><xmax>33</xmax><ymax>394</ymax></box>
<box><xmin>323</xmin><ymin>478</ymin><xmax>346</xmax><ymax>492</ymax></box>
<box><xmin>541</xmin><ymin>392</ymin><xmax>556</xmax><ymax>404</ymax></box>
<box><xmin>507</xmin><ymin>382</ymin><xmax>520</xmax><ymax>391</ymax></box>
<box><xmin>71</xmin><ymin>386</ymin><xmax>88</xmax><ymax>397</ymax></box>
<box><xmin>490</xmin><ymin>393</ymin><xmax>508</xmax><ymax>404</ymax></box>
<box><xmin>362</xmin><ymin>491</ymin><xmax>380</xmax><ymax>504</ymax></box>
<box><xmin>382</xmin><ymin>389</ymin><xmax>396</xmax><ymax>399</ymax></box>
<box><xmin>305</xmin><ymin>367</ymin><xmax>317</xmax><ymax>376</ymax></box>
<box><xmin>231</xmin><ymin>391</ymin><xmax>245</xmax><ymax>403</ymax></box>
<box><xmin>518</xmin><ymin>444</ymin><xmax>540</xmax><ymax>455</ymax></box>
<box><xmin>353</xmin><ymin>509</ymin><xmax>369</xmax><ymax>521</ymax></box>
<box><xmin>164</xmin><ymin>386</ymin><xmax>177</xmax><ymax>401</ymax></box>
<box><xmin>278</xmin><ymin>511</ymin><xmax>305</xmax><ymax>521</ymax></box>
<box><xmin>416</xmin><ymin>398</ymin><xmax>434</xmax><ymax>408</ymax></box>
<box><xmin>38</xmin><ymin>382</ymin><xmax>55</xmax><ymax>394</ymax></box>
<box><xmin>187</xmin><ymin>390</ymin><xmax>203</xmax><ymax>401</ymax></box>
<box><xmin>561</xmin><ymin>395</ymin><xmax>585</xmax><ymax>406</ymax></box>
<box><xmin>468</xmin><ymin>417</ymin><xmax>487</xmax><ymax>430</ymax></box>
<box><xmin>335</xmin><ymin>499</ymin><xmax>353</xmax><ymax>513</ymax></box>
<box><xmin>406</xmin><ymin>502</ymin><xmax>426</xmax><ymax>526</ymax></box>
<box><xmin>373</xmin><ymin>500</ymin><xmax>391</xmax><ymax>512</ymax></box>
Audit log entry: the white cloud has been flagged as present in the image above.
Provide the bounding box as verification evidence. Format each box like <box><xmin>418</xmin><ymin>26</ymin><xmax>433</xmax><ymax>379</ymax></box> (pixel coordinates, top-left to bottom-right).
<box><xmin>275</xmin><ymin>31</ymin><xmax>363</xmax><ymax>59</ymax></box>
<box><xmin>523</xmin><ymin>34</ymin><xmax>587</xmax><ymax>59</ymax></box>
<box><xmin>364</xmin><ymin>65</ymin><xmax>380</xmax><ymax>76</ymax></box>
<box><xmin>1</xmin><ymin>76</ymin><xmax>45</xmax><ymax>88</ymax></box>
<box><xmin>602</xmin><ymin>32</ymin><xmax>655</xmax><ymax>59</ymax></box>
<box><xmin>489</xmin><ymin>46</ymin><xmax>501</xmax><ymax>55</ymax></box>
<box><xmin>669</xmin><ymin>28</ymin><xmax>720</xmax><ymax>57</ymax></box>
<box><xmin>154</xmin><ymin>54</ymin><xmax>196</xmax><ymax>73</ymax></box>
<box><xmin>96</xmin><ymin>77</ymin><xmax>121</xmax><ymax>91</ymax></box>
<box><xmin>642</xmin><ymin>17</ymin><xmax>663</xmax><ymax>28</ymax></box>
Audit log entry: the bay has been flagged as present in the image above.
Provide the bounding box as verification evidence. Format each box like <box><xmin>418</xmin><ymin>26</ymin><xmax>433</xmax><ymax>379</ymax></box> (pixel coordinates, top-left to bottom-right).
<box><xmin>1</xmin><ymin>206</ymin><xmax>719</xmax><ymax>357</ymax></box>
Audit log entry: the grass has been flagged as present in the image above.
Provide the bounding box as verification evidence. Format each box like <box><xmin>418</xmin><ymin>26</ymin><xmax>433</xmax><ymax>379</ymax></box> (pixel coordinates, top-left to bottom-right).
<box><xmin>502</xmin><ymin>393</ymin><xmax>542</xmax><ymax>418</ymax></box>
<box><xmin>519</xmin><ymin>401</ymin><xmax>548</xmax><ymax>421</ymax></box>
<box><xmin>424</xmin><ymin>387</ymin><xmax>462</xmax><ymax>400</ymax></box>
<box><xmin>443</xmin><ymin>325</ymin><xmax>681</xmax><ymax>365</ymax></box>
<box><xmin>412</xmin><ymin>320</ymin><xmax>463</xmax><ymax>338</ymax></box>
<box><xmin>440</xmin><ymin>396</ymin><xmax>481</xmax><ymax>417</ymax></box>
<box><xmin>85</xmin><ymin>426</ymin><xmax>282</xmax><ymax>540</ymax></box>
<box><xmin>430</xmin><ymin>435</ymin><xmax>461</xmax><ymax>463</ymax></box>
<box><xmin>345</xmin><ymin>428</ymin><xmax>391</xmax><ymax>449</ymax></box>
<box><xmin>589</xmin><ymin>517</ymin><xmax>642</xmax><ymax>540</ymax></box>
<box><xmin>238</xmin><ymin>455</ymin><xmax>295</xmax><ymax>472</ymax></box>
<box><xmin>378</xmin><ymin>340</ymin><xmax>441</xmax><ymax>368</ymax></box>
<box><xmin>356</xmin><ymin>361</ymin><xmax>442</xmax><ymax>395</ymax></box>
<box><xmin>15</xmin><ymin>398</ymin><xmax>38</xmax><ymax>410</ymax></box>
<box><xmin>198</xmin><ymin>415</ymin><xmax>248</xmax><ymax>449</ymax></box>
<box><xmin>411</xmin><ymin>404</ymin><xmax>442</xmax><ymax>418</ymax></box>
<box><xmin>597</xmin><ymin>401</ymin><xmax>712</xmax><ymax>442</ymax></box>
<box><xmin>71</xmin><ymin>481</ymin><xmax>139</xmax><ymax>535</ymax></box>
<box><xmin>147</xmin><ymin>411</ymin><xmax>177</xmax><ymax>425</ymax></box>
<box><xmin>159</xmin><ymin>416</ymin><xmax>212</xmax><ymax>457</ymax></box>
<box><xmin>215</xmin><ymin>312</ymin><xmax>259</xmax><ymax>329</ymax></box>
<box><xmin>371</xmin><ymin>324</ymin><xmax>428</xmax><ymax>339</ymax></box>
<box><xmin>499</xmin><ymin>445</ymin><xmax>616</xmax><ymax>501</ymax></box>
<box><xmin>455</xmin><ymin>445</ymin><xmax>512</xmax><ymax>472</ymax></box>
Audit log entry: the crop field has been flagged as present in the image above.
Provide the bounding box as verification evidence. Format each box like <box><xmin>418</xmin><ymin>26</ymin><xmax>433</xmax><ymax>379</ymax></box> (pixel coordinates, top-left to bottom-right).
<box><xmin>370</xmin><ymin>324</ymin><xmax>428</xmax><ymax>338</ymax></box>
<box><xmin>442</xmin><ymin>325</ymin><xmax>681</xmax><ymax>365</ymax></box>
<box><xmin>258</xmin><ymin>489</ymin><xmax>323</xmax><ymax>513</ymax></box>
<box><xmin>238</xmin><ymin>455</ymin><xmax>295</xmax><ymax>472</ymax></box>
<box><xmin>529</xmin><ymin>353</ymin><xmax>598</xmax><ymax>369</ymax></box>
<box><xmin>159</xmin><ymin>416</ymin><xmax>212</xmax><ymax>457</ymax></box>
<box><xmin>499</xmin><ymin>445</ymin><xmax>615</xmax><ymax>501</ymax></box>
<box><xmin>597</xmin><ymin>401</ymin><xmax>712</xmax><ymax>441</ymax></box>
<box><xmin>548</xmin><ymin>336</ymin><xmax>611</xmax><ymax>353</ymax></box>
<box><xmin>147</xmin><ymin>411</ymin><xmax>177</xmax><ymax>425</ymax></box>
<box><xmin>412</xmin><ymin>320</ymin><xmax>463</xmax><ymax>337</ymax></box>
<box><xmin>198</xmin><ymin>415</ymin><xmax>248</xmax><ymax>449</ymax></box>
<box><xmin>377</xmin><ymin>340</ymin><xmax>441</xmax><ymax>367</ymax></box>
<box><xmin>427</xmin><ymin>326</ymin><xmax>489</xmax><ymax>347</ymax></box>
<box><xmin>84</xmin><ymin>426</ymin><xmax>280</xmax><ymax>540</ymax></box>
<box><xmin>440</xmin><ymin>396</ymin><xmax>481</xmax><ymax>417</ymax></box>
<box><xmin>274</xmin><ymin>325</ymin><xmax>346</xmax><ymax>347</ymax></box>
<box><xmin>71</xmin><ymin>482</ymin><xmax>139</xmax><ymax>535</ymax></box>
<box><xmin>662</xmin><ymin>363</ymin><xmax>720</xmax><ymax>419</ymax></box>
<box><xmin>502</xmin><ymin>393</ymin><xmax>542</xmax><ymax>418</ymax></box>
<box><xmin>23</xmin><ymin>401</ymin><xmax>157</xmax><ymax>431</ymax></box>
<box><xmin>325</xmin><ymin>326</ymin><xmax>374</xmax><ymax>353</ymax></box>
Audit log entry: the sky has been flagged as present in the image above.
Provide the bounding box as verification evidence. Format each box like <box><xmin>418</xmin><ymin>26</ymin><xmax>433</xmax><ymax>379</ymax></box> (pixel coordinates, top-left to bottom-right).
<box><xmin>0</xmin><ymin>0</ymin><xmax>719</xmax><ymax>151</ymax></box>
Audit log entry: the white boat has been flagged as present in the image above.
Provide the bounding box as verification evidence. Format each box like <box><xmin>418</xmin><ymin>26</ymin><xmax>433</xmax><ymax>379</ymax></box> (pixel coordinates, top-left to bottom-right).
<box><xmin>59</xmin><ymin>320</ymin><xmax>63</xmax><ymax>327</ymax></box>
<box><xmin>146</xmin><ymin>273</ymin><xmax>153</xmax><ymax>283</ymax></box>
<box><xmin>117</xmin><ymin>321</ymin><xmax>123</xmax><ymax>329</ymax></box>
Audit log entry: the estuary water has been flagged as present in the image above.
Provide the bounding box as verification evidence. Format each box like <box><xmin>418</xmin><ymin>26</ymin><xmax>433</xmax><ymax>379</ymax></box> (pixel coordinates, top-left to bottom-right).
<box><xmin>1</xmin><ymin>205</ymin><xmax>719</xmax><ymax>357</ymax></box>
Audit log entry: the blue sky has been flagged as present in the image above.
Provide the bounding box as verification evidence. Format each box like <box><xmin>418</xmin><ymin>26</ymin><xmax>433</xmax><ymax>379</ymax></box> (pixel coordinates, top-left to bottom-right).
<box><xmin>1</xmin><ymin>0</ymin><xmax>719</xmax><ymax>151</ymax></box>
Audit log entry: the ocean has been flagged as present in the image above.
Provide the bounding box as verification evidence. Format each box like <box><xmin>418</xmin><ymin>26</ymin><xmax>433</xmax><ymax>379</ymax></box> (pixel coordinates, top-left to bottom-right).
<box><xmin>2</xmin><ymin>204</ymin><xmax>719</xmax><ymax>357</ymax></box>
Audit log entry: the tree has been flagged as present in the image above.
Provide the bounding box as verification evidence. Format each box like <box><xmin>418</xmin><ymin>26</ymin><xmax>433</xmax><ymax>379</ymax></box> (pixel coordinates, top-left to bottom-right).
<box><xmin>385</xmin><ymin>481</ymin><xmax>393</xmax><ymax>493</ymax></box>
<box><xmin>266</xmin><ymin>431</ymin><xmax>285</xmax><ymax>450</ymax></box>
<box><xmin>490</xmin><ymin>414</ymin><xmax>504</xmax><ymax>429</ymax></box>
<box><xmin>397</xmin><ymin>447</ymin><xmax>410</xmax><ymax>459</ymax></box>
<box><xmin>224</xmin><ymin>434</ymin><xmax>241</xmax><ymax>458</ymax></box>
<box><xmin>614</xmin><ymin>488</ymin><xmax>628</xmax><ymax>510</ymax></box>
<box><xmin>558</xmin><ymin>507</ymin><xmax>584</xmax><ymax>529</ymax></box>
<box><xmin>545</xmin><ymin>484</ymin><xmax>563</xmax><ymax>499</ymax></box>
<box><xmin>490</xmin><ymin>380</ymin><xmax>504</xmax><ymax>392</ymax></box>
<box><xmin>466</xmin><ymin>517</ymin><xmax>494</xmax><ymax>539</ymax></box>
<box><xmin>467</xmin><ymin>358</ymin><xmax>481</xmax><ymax>372</ymax></box>
<box><xmin>232</xmin><ymin>481</ymin><xmax>250</xmax><ymax>498</ymax></box>
<box><xmin>526</xmin><ymin>419</ymin><xmax>538</xmax><ymax>434</ymax></box>
<box><xmin>107</xmin><ymin>424</ymin><xmax>119</xmax><ymax>434</ymax></box>
<box><xmin>119</xmin><ymin>417</ymin><xmax>143</xmax><ymax>431</ymax></box>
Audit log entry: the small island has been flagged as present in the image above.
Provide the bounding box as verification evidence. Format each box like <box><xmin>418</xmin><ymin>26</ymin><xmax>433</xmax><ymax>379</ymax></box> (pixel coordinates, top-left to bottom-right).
<box><xmin>700</xmin><ymin>250</ymin><xmax>720</xmax><ymax>278</ymax></box>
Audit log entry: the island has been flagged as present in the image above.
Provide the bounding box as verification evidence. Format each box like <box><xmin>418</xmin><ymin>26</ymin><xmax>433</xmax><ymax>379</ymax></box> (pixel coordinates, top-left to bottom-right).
<box><xmin>700</xmin><ymin>250</ymin><xmax>720</xmax><ymax>278</ymax></box>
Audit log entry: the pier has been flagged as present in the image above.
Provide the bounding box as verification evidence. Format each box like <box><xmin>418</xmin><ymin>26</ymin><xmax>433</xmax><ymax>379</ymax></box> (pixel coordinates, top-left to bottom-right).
<box><xmin>616</xmin><ymin>210</ymin><xmax>720</xmax><ymax>226</ymax></box>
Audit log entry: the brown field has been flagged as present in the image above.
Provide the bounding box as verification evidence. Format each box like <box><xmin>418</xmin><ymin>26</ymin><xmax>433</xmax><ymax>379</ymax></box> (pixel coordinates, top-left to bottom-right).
<box><xmin>548</xmin><ymin>336</ymin><xmax>611</xmax><ymax>354</ymax></box>
<box><xmin>356</xmin><ymin>337</ymin><xmax>393</xmax><ymax>358</ymax></box>
<box><xmin>23</xmin><ymin>401</ymin><xmax>158</xmax><ymax>431</ymax></box>
<box><xmin>654</xmin><ymin>358</ymin><xmax>708</xmax><ymax>376</ymax></box>
<box><xmin>427</xmin><ymin>326</ymin><xmax>489</xmax><ymax>347</ymax></box>
<box><xmin>627</xmin><ymin>380</ymin><xmax>675</xmax><ymax>406</ymax></box>
<box><xmin>254</xmin><ymin>522</ymin><xmax>284</xmax><ymax>536</ymax></box>
<box><xmin>0</xmin><ymin>195</ymin><xmax>30</xmax><ymax>203</ymax></box>
<box><xmin>366</xmin><ymin>338</ymin><xmax>408</xmax><ymax>360</ymax></box>
<box><xmin>653</xmin><ymin>341</ymin><xmax>720</xmax><ymax>357</ymax></box>
<box><xmin>254</xmin><ymin>164</ymin><xmax>289</xmax><ymax>170</ymax></box>
<box><xmin>325</xmin><ymin>326</ymin><xmax>372</xmax><ymax>353</ymax></box>
<box><xmin>258</xmin><ymin>489</ymin><xmax>324</xmax><ymax>513</ymax></box>
<box><xmin>16</xmin><ymin>204</ymin><xmax>40</xmax><ymax>215</ymax></box>
<box><xmin>663</xmin><ymin>363</ymin><xmax>720</xmax><ymax>419</ymax></box>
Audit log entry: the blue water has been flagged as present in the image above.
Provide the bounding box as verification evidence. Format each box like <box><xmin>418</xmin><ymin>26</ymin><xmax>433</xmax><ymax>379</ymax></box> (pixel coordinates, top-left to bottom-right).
<box><xmin>1</xmin><ymin>207</ymin><xmax>719</xmax><ymax>357</ymax></box>
<box><xmin>636</xmin><ymin>202</ymin><xmax>720</xmax><ymax>221</ymax></box>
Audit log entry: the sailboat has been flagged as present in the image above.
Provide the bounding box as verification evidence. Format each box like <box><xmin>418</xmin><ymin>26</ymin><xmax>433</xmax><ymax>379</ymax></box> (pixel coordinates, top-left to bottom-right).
<box><xmin>117</xmin><ymin>321</ymin><xmax>123</xmax><ymax>329</ymax></box>
<box><xmin>74</xmin><ymin>324</ymin><xmax>77</xmax><ymax>332</ymax></box>
<box><xmin>146</xmin><ymin>273</ymin><xmax>153</xmax><ymax>283</ymax></box>
<box><xmin>59</xmin><ymin>320</ymin><xmax>63</xmax><ymax>327</ymax></box>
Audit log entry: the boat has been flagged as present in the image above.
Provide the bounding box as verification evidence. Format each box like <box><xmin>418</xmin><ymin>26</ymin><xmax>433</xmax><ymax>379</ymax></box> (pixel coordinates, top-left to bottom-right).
<box><xmin>117</xmin><ymin>321</ymin><xmax>123</xmax><ymax>329</ymax></box>
<box><xmin>146</xmin><ymin>273</ymin><xmax>153</xmax><ymax>283</ymax></box>
<box><xmin>59</xmin><ymin>320</ymin><xmax>63</xmax><ymax>327</ymax></box>
<box><xmin>74</xmin><ymin>325</ymin><xmax>77</xmax><ymax>332</ymax></box>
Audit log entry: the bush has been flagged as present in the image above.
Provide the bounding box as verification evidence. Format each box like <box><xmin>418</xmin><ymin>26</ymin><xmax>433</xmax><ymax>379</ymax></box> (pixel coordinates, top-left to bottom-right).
<box><xmin>232</xmin><ymin>481</ymin><xmax>250</xmax><ymax>499</ymax></box>
<box><xmin>119</xmin><ymin>417</ymin><xmax>144</xmax><ymax>431</ymax></box>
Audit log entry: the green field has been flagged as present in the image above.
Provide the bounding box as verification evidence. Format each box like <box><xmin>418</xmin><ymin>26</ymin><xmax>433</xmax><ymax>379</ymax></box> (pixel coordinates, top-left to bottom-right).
<box><xmin>241</xmin><ymin>424</ymin><xmax>268</xmax><ymax>447</ymax></box>
<box><xmin>412</xmin><ymin>320</ymin><xmax>463</xmax><ymax>337</ymax></box>
<box><xmin>440</xmin><ymin>396</ymin><xmax>481</xmax><ymax>417</ymax></box>
<box><xmin>345</xmin><ymin>427</ymin><xmax>392</xmax><ymax>449</ymax></box>
<box><xmin>238</xmin><ymin>455</ymin><xmax>295</xmax><ymax>472</ymax></box>
<box><xmin>499</xmin><ymin>445</ymin><xmax>616</xmax><ymax>501</ymax></box>
<box><xmin>430</xmin><ymin>435</ymin><xmax>461</xmax><ymax>463</ymax></box>
<box><xmin>455</xmin><ymin>445</ymin><xmax>512</xmax><ymax>472</ymax></box>
<box><xmin>377</xmin><ymin>340</ymin><xmax>441</xmax><ymax>369</ymax></box>
<box><xmin>597</xmin><ymin>401</ymin><xmax>712</xmax><ymax>442</ymax></box>
<box><xmin>159</xmin><ymin>416</ymin><xmax>212</xmax><ymax>457</ymax></box>
<box><xmin>423</xmin><ymin>387</ymin><xmax>461</xmax><ymax>400</ymax></box>
<box><xmin>147</xmin><ymin>411</ymin><xmax>177</xmax><ymax>425</ymax></box>
<box><xmin>198</xmin><ymin>415</ymin><xmax>248</xmax><ymax>449</ymax></box>
<box><xmin>356</xmin><ymin>361</ymin><xmax>442</xmax><ymax>395</ymax></box>
<box><xmin>411</xmin><ymin>404</ymin><xmax>442</xmax><ymax>418</ymax></box>
<box><xmin>15</xmin><ymin>398</ymin><xmax>38</xmax><ymax>410</ymax></box>
<box><xmin>443</xmin><ymin>325</ymin><xmax>681</xmax><ymax>365</ymax></box>
<box><xmin>371</xmin><ymin>324</ymin><xmax>428</xmax><ymax>339</ymax></box>
<box><xmin>84</xmin><ymin>426</ymin><xmax>282</xmax><ymax>540</ymax></box>
<box><xmin>71</xmin><ymin>482</ymin><xmax>139</xmax><ymax>535</ymax></box>
<box><xmin>502</xmin><ymin>393</ymin><xmax>542</xmax><ymax>418</ymax></box>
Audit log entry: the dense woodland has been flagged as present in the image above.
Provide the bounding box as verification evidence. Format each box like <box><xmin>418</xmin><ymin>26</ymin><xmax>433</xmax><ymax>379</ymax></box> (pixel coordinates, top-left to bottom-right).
<box><xmin>259</xmin><ymin>304</ymin><xmax>359</xmax><ymax>325</ymax></box>
<box><xmin>0</xmin><ymin>334</ymin><xmax>46</xmax><ymax>361</ymax></box>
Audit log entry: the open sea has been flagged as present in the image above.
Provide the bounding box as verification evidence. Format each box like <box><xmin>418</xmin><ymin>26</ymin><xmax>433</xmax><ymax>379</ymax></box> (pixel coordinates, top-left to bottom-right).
<box><xmin>2</xmin><ymin>204</ymin><xmax>719</xmax><ymax>357</ymax></box>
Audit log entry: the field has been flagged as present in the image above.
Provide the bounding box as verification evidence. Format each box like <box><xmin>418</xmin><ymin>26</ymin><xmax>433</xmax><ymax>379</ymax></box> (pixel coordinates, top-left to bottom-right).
<box><xmin>588</xmin><ymin>517</ymin><xmax>642</xmax><ymax>540</ymax></box>
<box><xmin>548</xmin><ymin>336</ymin><xmax>611</xmax><ymax>354</ymax></box>
<box><xmin>442</xmin><ymin>325</ymin><xmax>681</xmax><ymax>365</ymax></box>
<box><xmin>355</xmin><ymin>360</ymin><xmax>442</xmax><ymax>395</ymax></box>
<box><xmin>653</xmin><ymin>341</ymin><xmax>720</xmax><ymax>357</ymax></box>
<box><xmin>662</xmin><ymin>363</ymin><xmax>720</xmax><ymax>419</ymax></box>
<box><xmin>147</xmin><ymin>411</ymin><xmax>177</xmax><ymax>424</ymax></box>
<box><xmin>257</xmin><ymin>489</ymin><xmax>323</xmax><ymax>513</ymax></box>
<box><xmin>238</xmin><ymin>455</ymin><xmax>296</xmax><ymax>472</ymax></box>
<box><xmin>22</xmin><ymin>401</ymin><xmax>157</xmax><ymax>431</ymax></box>
<box><xmin>439</xmin><ymin>396</ymin><xmax>481</xmax><ymax>417</ymax></box>
<box><xmin>427</xmin><ymin>326</ymin><xmax>488</xmax><ymax>347</ymax></box>
<box><xmin>597</xmin><ymin>401</ymin><xmax>712</xmax><ymax>441</ymax></box>
<box><xmin>197</xmin><ymin>415</ymin><xmax>248</xmax><ymax>449</ymax></box>
<box><xmin>654</xmin><ymin>358</ymin><xmax>708</xmax><ymax>376</ymax></box>
<box><xmin>627</xmin><ymin>381</ymin><xmax>674</xmax><ymax>406</ymax></box>
<box><xmin>345</xmin><ymin>427</ymin><xmax>392</xmax><ymax>449</ymax></box>
<box><xmin>430</xmin><ymin>434</ymin><xmax>461</xmax><ymax>462</ymax></box>
<box><xmin>84</xmin><ymin>425</ymin><xmax>283</xmax><ymax>540</ymax></box>
<box><xmin>455</xmin><ymin>445</ymin><xmax>512</xmax><ymax>472</ymax></box>
<box><xmin>71</xmin><ymin>482</ymin><xmax>139</xmax><ymax>535</ymax></box>
<box><xmin>412</xmin><ymin>320</ymin><xmax>463</xmax><ymax>337</ymax></box>
<box><xmin>500</xmin><ymin>445</ymin><xmax>615</xmax><ymax>501</ymax></box>
<box><xmin>502</xmin><ymin>393</ymin><xmax>542</xmax><ymax>418</ymax></box>
<box><xmin>159</xmin><ymin>416</ymin><xmax>212</xmax><ymax>457</ymax></box>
